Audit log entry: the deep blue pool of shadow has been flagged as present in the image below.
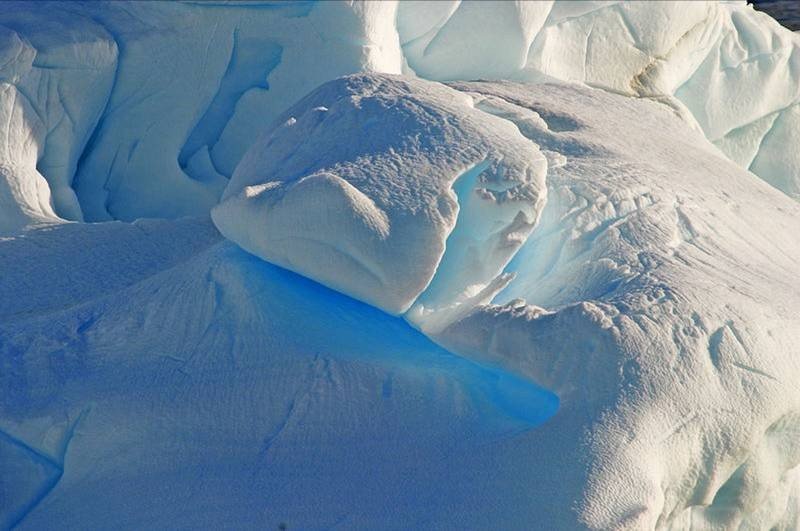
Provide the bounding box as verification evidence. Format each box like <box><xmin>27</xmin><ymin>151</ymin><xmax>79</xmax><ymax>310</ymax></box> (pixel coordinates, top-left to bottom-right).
<box><xmin>223</xmin><ymin>243</ymin><xmax>559</xmax><ymax>428</ymax></box>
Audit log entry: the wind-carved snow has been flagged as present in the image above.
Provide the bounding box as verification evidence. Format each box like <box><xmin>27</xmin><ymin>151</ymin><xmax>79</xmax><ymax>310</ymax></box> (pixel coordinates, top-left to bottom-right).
<box><xmin>2</xmin><ymin>2</ymin><xmax>800</xmax><ymax>530</ymax></box>
<box><xmin>0</xmin><ymin>7</ymin><xmax>117</xmax><ymax>233</ymax></box>
<box><xmin>3</xmin><ymin>0</ymin><xmax>800</xmax><ymax>234</ymax></box>
<box><xmin>440</xmin><ymin>81</ymin><xmax>800</xmax><ymax>530</ymax></box>
<box><xmin>213</xmin><ymin>74</ymin><xmax>547</xmax><ymax>318</ymax></box>
<box><xmin>0</xmin><ymin>217</ymin><xmax>558</xmax><ymax>529</ymax></box>
<box><xmin>213</xmin><ymin>74</ymin><xmax>800</xmax><ymax>529</ymax></box>
<box><xmin>0</xmin><ymin>1</ymin><xmax>405</xmax><ymax>232</ymax></box>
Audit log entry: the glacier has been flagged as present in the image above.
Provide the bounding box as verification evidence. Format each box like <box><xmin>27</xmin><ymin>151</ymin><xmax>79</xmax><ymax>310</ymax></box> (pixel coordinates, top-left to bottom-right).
<box><xmin>2</xmin><ymin>1</ymin><xmax>800</xmax><ymax>530</ymax></box>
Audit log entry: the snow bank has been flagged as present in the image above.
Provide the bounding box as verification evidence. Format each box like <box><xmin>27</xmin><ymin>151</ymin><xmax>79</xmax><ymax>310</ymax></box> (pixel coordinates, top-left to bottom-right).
<box><xmin>0</xmin><ymin>219</ymin><xmax>557</xmax><ymax>529</ymax></box>
<box><xmin>213</xmin><ymin>74</ymin><xmax>546</xmax><ymax>317</ymax></box>
<box><xmin>439</xmin><ymin>80</ymin><xmax>800</xmax><ymax>529</ymax></box>
<box><xmin>214</xmin><ymin>73</ymin><xmax>800</xmax><ymax>528</ymax></box>
<box><xmin>1</xmin><ymin>2</ymin><xmax>800</xmax><ymax>528</ymax></box>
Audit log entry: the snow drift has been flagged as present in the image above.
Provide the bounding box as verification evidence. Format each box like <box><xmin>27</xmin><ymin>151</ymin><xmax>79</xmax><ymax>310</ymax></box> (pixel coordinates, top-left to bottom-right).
<box><xmin>2</xmin><ymin>1</ymin><xmax>800</xmax><ymax>530</ymax></box>
<box><xmin>211</xmin><ymin>73</ymin><xmax>800</xmax><ymax>529</ymax></box>
<box><xmin>213</xmin><ymin>74</ymin><xmax>546</xmax><ymax>318</ymax></box>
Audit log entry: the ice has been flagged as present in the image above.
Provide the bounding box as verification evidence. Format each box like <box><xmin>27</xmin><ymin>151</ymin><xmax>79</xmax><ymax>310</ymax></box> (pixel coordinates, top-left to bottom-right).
<box><xmin>0</xmin><ymin>8</ymin><xmax>117</xmax><ymax>234</ymax></box>
<box><xmin>0</xmin><ymin>1</ymin><xmax>406</xmax><ymax>228</ymax></box>
<box><xmin>2</xmin><ymin>2</ymin><xmax>800</xmax><ymax>529</ymax></box>
<box><xmin>397</xmin><ymin>1</ymin><xmax>552</xmax><ymax>81</ymax></box>
<box><xmin>399</xmin><ymin>1</ymin><xmax>800</xmax><ymax>200</ymax></box>
<box><xmin>2</xmin><ymin>0</ymin><xmax>800</xmax><ymax>231</ymax></box>
<box><xmin>213</xmin><ymin>74</ymin><xmax>546</xmax><ymax>317</ymax></box>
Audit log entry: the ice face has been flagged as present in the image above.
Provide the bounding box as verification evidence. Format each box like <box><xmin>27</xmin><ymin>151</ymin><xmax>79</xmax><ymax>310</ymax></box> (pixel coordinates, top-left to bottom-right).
<box><xmin>398</xmin><ymin>0</ymin><xmax>800</xmax><ymax>200</ymax></box>
<box><xmin>213</xmin><ymin>74</ymin><xmax>546</xmax><ymax>317</ymax></box>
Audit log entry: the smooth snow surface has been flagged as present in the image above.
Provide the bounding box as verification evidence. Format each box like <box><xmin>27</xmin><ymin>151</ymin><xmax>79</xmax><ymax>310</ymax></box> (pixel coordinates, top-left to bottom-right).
<box><xmin>0</xmin><ymin>219</ymin><xmax>557</xmax><ymax>529</ymax></box>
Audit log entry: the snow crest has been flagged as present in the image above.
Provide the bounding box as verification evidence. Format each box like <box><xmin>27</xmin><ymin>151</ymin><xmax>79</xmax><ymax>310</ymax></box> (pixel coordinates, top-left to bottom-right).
<box><xmin>3</xmin><ymin>0</ymin><xmax>800</xmax><ymax>235</ymax></box>
<box><xmin>213</xmin><ymin>74</ymin><xmax>547</xmax><ymax>317</ymax></box>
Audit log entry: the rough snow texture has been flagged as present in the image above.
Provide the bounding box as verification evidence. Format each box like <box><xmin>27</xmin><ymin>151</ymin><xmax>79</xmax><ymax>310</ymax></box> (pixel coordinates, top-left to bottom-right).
<box><xmin>213</xmin><ymin>74</ymin><xmax>546</xmax><ymax>319</ymax></box>
<box><xmin>2</xmin><ymin>0</ymin><xmax>800</xmax><ymax>236</ymax></box>
<box><xmin>2</xmin><ymin>2</ymin><xmax>800</xmax><ymax>530</ymax></box>
<box><xmin>399</xmin><ymin>0</ymin><xmax>800</xmax><ymax>200</ymax></box>
<box><xmin>213</xmin><ymin>74</ymin><xmax>800</xmax><ymax>529</ymax></box>
<box><xmin>442</xmin><ymin>81</ymin><xmax>800</xmax><ymax>529</ymax></box>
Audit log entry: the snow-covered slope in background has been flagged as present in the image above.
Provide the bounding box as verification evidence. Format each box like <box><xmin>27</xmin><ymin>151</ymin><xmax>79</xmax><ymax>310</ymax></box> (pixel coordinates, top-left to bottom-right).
<box><xmin>0</xmin><ymin>0</ymin><xmax>404</xmax><ymax>232</ymax></box>
<box><xmin>400</xmin><ymin>1</ymin><xmax>800</xmax><ymax>200</ymax></box>
<box><xmin>2</xmin><ymin>0</ymin><xmax>800</xmax><ymax>236</ymax></box>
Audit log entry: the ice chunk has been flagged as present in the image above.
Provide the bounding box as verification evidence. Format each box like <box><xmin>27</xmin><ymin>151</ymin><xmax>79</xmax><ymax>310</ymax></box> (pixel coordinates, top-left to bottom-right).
<box><xmin>213</xmin><ymin>74</ymin><xmax>546</xmax><ymax>316</ymax></box>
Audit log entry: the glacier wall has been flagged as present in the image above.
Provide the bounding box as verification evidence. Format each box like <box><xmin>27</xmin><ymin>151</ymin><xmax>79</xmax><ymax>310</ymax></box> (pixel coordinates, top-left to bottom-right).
<box><xmin>2</xmin><ymin>0</ymin><xmax>800</xmax><ymax>235</ymax></box>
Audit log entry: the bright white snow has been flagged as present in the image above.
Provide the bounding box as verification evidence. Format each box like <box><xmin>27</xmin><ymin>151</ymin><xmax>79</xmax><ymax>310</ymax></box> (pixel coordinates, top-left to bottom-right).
<box><xmin>213</xmin><ymin>74</ymin><xmax>546</xmax><ymax>317</ymax></box>
<box><xmin>2</xmin><ymin>0</ymin><xmax>800</xmax><ymax>236</ymax></box>
<box><xmin>2</xmin><ymin>1</ymin><xmax>800</xmax><ymax>530</ymax></box>
<box><xmin>210</xmin><ymin>74</ymin><xmax>800</xmax><ymax>528</ymax></box>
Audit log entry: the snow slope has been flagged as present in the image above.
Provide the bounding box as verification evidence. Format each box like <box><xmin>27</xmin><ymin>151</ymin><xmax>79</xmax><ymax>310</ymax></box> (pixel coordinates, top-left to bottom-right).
<box><xmin>0</xmin><ymin>218</ymin><xmax>557</xmax><ymax>530</ymax></box>
<box><xmin>213</xmin><ymin>74</ymin><xmax>800</xmax><ymax>529</ymax></box>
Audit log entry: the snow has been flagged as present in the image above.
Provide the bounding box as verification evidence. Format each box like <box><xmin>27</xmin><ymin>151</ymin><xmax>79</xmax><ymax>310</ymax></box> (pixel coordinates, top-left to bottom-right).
<box><xmin>2</xmin><ymin>1</ymin><xmax>800</xmax><ymax>529</ymax></box>
<box><xmin>439</xmin><ymin>80</ymin><xmax>800</xmax><ymax>529</ymax></box>
<box><xmin>0</xmin><ymin>218</ymin><xmax>557</xmax><ymax>529</ymax></box>
<box><xmin>214</xmin><ymin>74</ymin><xmax>800</xmax><ymax>528</ymax></box>
<box><xmin>399</xmin><ymin>0</ymin><xmax>800</xmax><ymax>201</ymax></box>
<box><xmin>213</xmin><ymin>74</ymin><xmax>547</xmax><ymax>317</ymax></box>
<box><xmin>2</xmin><ymin>0</ymin><xmax>800</xmax><ymax>234</ymax></box>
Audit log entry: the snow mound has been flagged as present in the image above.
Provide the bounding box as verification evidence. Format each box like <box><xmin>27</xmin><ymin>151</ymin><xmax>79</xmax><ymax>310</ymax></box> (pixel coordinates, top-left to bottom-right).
<box><xmin>213</xmin><ymin>74</ymin><xmax>546</xmax><ymax>317</ymax></box>
<box><xmin>438</xmin><ymin>80</ymin><xmax>800</xmax><ymax>529</ymax></box>
<box><xmin>216</xmin><ymin>74</ymin><xmax>800</xmax><ymax>528</ymax></box>
<box><xmin>0</xmin><ymin>218</ymin><xmax>557</xmax><ymax>529</ymax></box>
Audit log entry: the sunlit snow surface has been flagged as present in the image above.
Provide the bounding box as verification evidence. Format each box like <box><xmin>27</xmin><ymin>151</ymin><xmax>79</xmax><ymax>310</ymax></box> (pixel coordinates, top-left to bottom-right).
<box><xmin>2</xmin><ymin>1</ymin><xmax>800</xmax><ymax>530</ymax></box>
<box><xmin>209</xmin><ymin>75</ymin><xmax>800</xmax><ymax>529</ymax></box>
